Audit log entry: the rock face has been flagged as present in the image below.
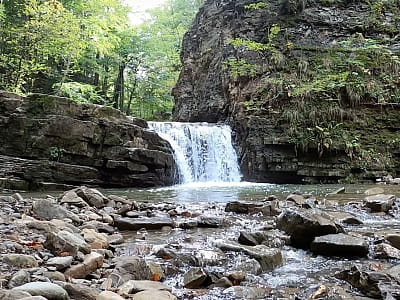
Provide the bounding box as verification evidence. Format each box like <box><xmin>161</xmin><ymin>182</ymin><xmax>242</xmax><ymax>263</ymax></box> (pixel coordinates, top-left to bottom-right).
<box><xmin>172</xmin><ymin>0</ymin><xmax>400</xmax><ymax>183</ymax></box>
<box><xmin>0</xmin><ymin>92</ymin><xmax>176</xmax><ymax>189</ymax></box>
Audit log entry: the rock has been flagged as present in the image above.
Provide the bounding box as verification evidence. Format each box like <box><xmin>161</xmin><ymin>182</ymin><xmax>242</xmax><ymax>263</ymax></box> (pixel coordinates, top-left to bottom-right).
<box><xmin>223</xmin><ymin>286</ymin><xmax>271</xmax><ymax>299</ymax></box>
<box><xmin>118</xmin><ymin>280</ymin><xmax>171</xmax><ymax>294</ymax></box>
<box><xmin>8</xmin><ymin>270</ymin><xmax>31</xmax><ymax>288</ymax></box>
<box><xmin>195</xmin><ymin>249</ymin><xmax>227</xmax><ymax>266</ymax></box>
<box><xmin>0</xmin><ymin>290</ymin><xmax>33</xmax><ymax>300</ymax></box>
<box><xmin>225</xmin><ymin>201</ymin><xmax>264</xmax><ymax>214</ymax></box>
<box><xmin>210</xmin><ymin>276</ymin><xmax>233</xmax><ymax>288</ymax></box>
<box><xmin>114</xmin><ymin>217</ymin><xmax>173</xmax><ymax>231</ymax></box>
<box><xmin>96</xmin><ymin>291</ymin><xmax>125</xmax><ymax>300</ymax></box>
<box><xmin>33</xmin><ymin>199</ymin><xmax>81</xmax><ymax>223</ymax></box>
<box><xmin>386</xmin><ymin>234</ymin><xmax>400</xmax><ymax>250</ymax></box>
<box><xmin>363</xmin><ymin>194</ymin><xmax>395</xmax><ymax>213</ymax></box>
<box><xmin>374</xmin><ymin>243</ymin><xmax>400</xmax><ymax>259</ymax></box>
<box><xmin>43</xmin><ymin>271</ymin><xmax>66</xmax><ymax>282</ymax></box>
<box><xmin>276</xmin><ymin>209</ymin><xmax>343</xmax><ymax>249</ymax></box>
<box><xmin>46</xmin><ymin>256</ymin><xmax>73</xmax><ymax>271</ymax></box>
<box><xmin>107</xmin><ymin>234</ymin><xmax>124</xmax><ymax>245</ymax></box>
<box><xmin>197</xmin><ymin>216</ymin><xmax>223</xmax><ymax>228</ymax></box>
<box><xmin>63</xmin><ymin>283</ymin><xmax>100</xmax><ymax>300</ymax></box>
<box><xmin>235</xmin><ymin>258</ymin><xmax>262</xmax><ymax>275</ymax></box>
<box><xmin>20</xmin><ymin>297</ymin><xmax>49</xmax><ymax>300</ymax></box>
<box><xmin>132</xmin><ymin>290</ymin><xmax>177</xmax><ymax>300</ymax></box>
<box><xmin>325</xmin><ymin>211</ymin><xmax>363</xmax><ymax>225</ymax></box>
<box><xmin>2</xmin><ymin>254</ymin><xmax>38</xmax><ymax>268</ymax></box>
<box><xmin>82</xmin><ymin>221</ymin><xmax>115</xmax><ymax>234</ymax></box>
<box><xmin>44</xmin><ymin>230</ymin><xmax>91</xmax><ymax>257</ymax></box>
<box><xmin>336</xmin><ymin>265</ymin><xmax>400</xmax><ymax>299</ymax></box>
<box><xmin>310</xmin><ymin>233</ymin><xmax>369</xmax><ymax>257</ymax></box>
<box><xmin>64</xmin><ymin>252</ymin><xmax>104</xmax><ymax>279</ymax></box>
<box><xmin>329</xmin><ymin>187</ymin><xmax>346</xmax><ymax>195</ymax></box>
<box><xmin>286</xmin><ymin>194</ymin><xmax>306</xmax><ymax>206</ymax></box>
<box><xmin>108</xmin><ymin>256</ymin><xmax>153</xmax><ymax>287</ymax></box>
<box><xmin>238</xmin><ymin>230</ymin><xmax>289</xmax><ymax>248</ymax></box>
<box><xmin>386</xmin><ymin>264</ymin><xmax>400</xmax><ymax>279</ymax></box>
<box><xmin>74</xmin><ymin>187</ymin><xmax>107</xmax><ymax>208</ymax></box>
<box><xmin>183</xmin><ymin>267</ymin><xmax>208</xmax><ymax>289</ymax></box>
<box><xmin>364</xmin><ymin>187</ymin><xmax>385</xmax><ymax>196</ymax></box>
<box><xmin>59</xmin><ymin>191</ymin><xmax>88</xmax><ymax>208</ymax></box>
<box><xmin>238</xmin><ymin>232</ymin><xmax>258</xmax><ymax>246</ymax></box>
<box><xmin>82</xmin><ymin>229</ymin><xmax>109</xmax><ymax>249</ymax></box>
<box><xmin>216</xmin><ymin>240</ymin><xmax>283</xmax><ymax>271</ymax></box>
<box><xmin>13</xmin><ymin>282</ymin><xmax>69</xmax><ymax>300</ymax></box>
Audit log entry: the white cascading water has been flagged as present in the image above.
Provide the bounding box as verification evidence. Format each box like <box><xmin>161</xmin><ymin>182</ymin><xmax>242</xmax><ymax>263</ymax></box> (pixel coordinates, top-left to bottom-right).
<box><xmin>149</xmin><ymin>122</ymin><xmax>242</xmax><ymax>184</ymax></box>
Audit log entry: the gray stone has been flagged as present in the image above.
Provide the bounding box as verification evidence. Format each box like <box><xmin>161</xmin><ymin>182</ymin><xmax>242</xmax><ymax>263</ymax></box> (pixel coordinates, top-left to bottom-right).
<box><xmin>223</xmin><ymin>286</ymin><xmax>271</xmax><ymax>299</ymax></box>
<box><xmin>132</xmin><ymin>290</ymin><xmax>177</xmax><ymax>300</ymax></box>
<box><xmin>118</xmin><ymin>280</ymin><xmax>171</xmax><ymax>294</ymax></box>
<box><xmin>197</xmin><ymin>216</ymin><xmax>223</xmax><ymax>228</ymax></box>
<box><xmin>364</xmin><ymin>187</ymin><xmax>385</xmax><ymax>196</ymax></box>
<box><xmin>108</xmin><ymin>256</ymin><xmax>153</xmax><ymax>287</ymax></box>
<box><xmin>363</xmin><ymin>194</ymin><xmax>396</xmax><ymax>213</ymax></box>
<box><xmin>183</xmin><ymin>267</ymin><xmax>208</xmax><ymax>289</ymax></box>
<box><xmin>114</xmin><ymin>217</ymin><xmax>173</xmax><ymax>230</ymax></box>
<box><xmin>82</xmin><ymin>229</ymin><xmax>109</xmax><ymax>249</ymax></box>
<box><xmin>2</xmin><ymin>254</ymin><xmax>38</xmax><ymax>268</ymax></box>
<box><xmin>64</xmin><ymin>252</ymin><xmax>104</xmax><ymax>279</ymax></box>
<box><xmin>310</xmin><ymin>233</ymin><xmax>369</xmax><ymax>257</ymax></box>
<box><xmin>43</xmin><ymin>271</ymin><xmax>66</xmax><ymax>282</ymax></box>
<box><xmin>96</xmin><ymin>291</ymin><xmax>124</xmax><ymax>300</ymax></box>
<box><xmin>276</xmin><ymin>209</ymin><xmax>343</xmax><ymax>249</ymax></box>
<box><xmin>44</xmin><ymin>230</ymin><xmax>91</xmax><ymax>257</ymax></box>
<box><xmin>33</xmin><ymin>199</ymin><xmax>81</xmax><ymax>223</ymax></box>
<box><xmin>107</xmin><ymin>234</ymin><xmax>124</xmax><ymax>245</ymax></box>
<box><xmin>0</xmin><ymin>290</ymin><xmax>32</xmax><ymax>300</ymax></box>
<box><xmin>63</xmin><ymin>283</ymin><xmax>100</xmax><ymax>300</ymax></box>
<box><xmin>374</xmin><ymin>243</ymin><xmax>400</xmax><ymax>259</ymax></box>
<box><xmin>225</xmin><ymin>201</ymin><xmax>264</xmax><ymax>214</ymax></box>
<box><xmin>386</xmin><ymin>233</ymin><xmax>400</xmax><ymax>250</ymax></box>
<box><xmin>46</xmin><ymin>256</ymin><xmax>73</xmax><ymax>271</ymax></box>
<box><xmin>216</xmin><ymin>240</ymin><xmax>283</xmax><ymax>271</ymax></box>
<box><xmin>235</xmin><ymin>258</ymin><xmax>262</xmax><ymax>275</ymax></box>
<box><xmin>59</xmin><ymin>191</ymin><xmax>88</xmax><ymax>207</ymax></box>
<box><xmin>286</xmin><ymin>194</ymin><xmax>306</xmax><ymax>206</ymax></box>
<box><xmin>20</xmin><ymin>297</ymin><xmax>48</xmax><ymax>300</ymax></box>
<box><xmin>74</xmin><ymin>187</ymin><xmax>107</xmax><ymax>208</ymax></box>
<box><xmin>13</xmin><ymin>282</ymin><xmax>69</xmax><ymax>300</ymax></box>
<box><xmin>8</xmin><ymin>270</ymin><xmax>30</xmax><ymax>288</ymax></box>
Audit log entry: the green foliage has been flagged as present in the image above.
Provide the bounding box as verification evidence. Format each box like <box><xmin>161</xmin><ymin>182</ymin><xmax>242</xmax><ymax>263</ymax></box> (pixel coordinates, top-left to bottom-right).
<box><xmin>230</xmin><ymin>24</ymin><xmax>281</xmax><ymax>52</ymax></box>
<box><xmin>244</xmin><ymin>2</ymin><xmax>268</xmax><ymax>10</ymax></box>
<box><xmin>223</xmin><ymin>58</ymin><xmax>258</xmax><ymax>79</ymax></box>
<box><xmin>54</xmin><ymin>82</ymin><xmax>104</xmax><ymax>103</ymax></box>
<box><xmin>49</xmin><ymin>146</ymin><xmax>66</xmax><ymax>162</ymax></box>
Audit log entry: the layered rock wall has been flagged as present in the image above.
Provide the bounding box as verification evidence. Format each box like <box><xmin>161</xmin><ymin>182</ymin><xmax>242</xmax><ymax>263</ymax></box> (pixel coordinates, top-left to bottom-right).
<box><xmin>0</xmin><ymin>92</ymin><xmax>176</xmax><ymax>189</ymax></box>
<box><xmin>173</xmin><ymin>0</ymin><xmax>400</xmax><ymax>183</ymax></box>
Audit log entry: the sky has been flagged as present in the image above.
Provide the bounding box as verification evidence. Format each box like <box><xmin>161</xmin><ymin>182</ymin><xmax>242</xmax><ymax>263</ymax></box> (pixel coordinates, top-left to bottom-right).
<box><xmin>124</xmin><ymin>0</ymin><xmax>168</xmax><ymax>25</ymax></box>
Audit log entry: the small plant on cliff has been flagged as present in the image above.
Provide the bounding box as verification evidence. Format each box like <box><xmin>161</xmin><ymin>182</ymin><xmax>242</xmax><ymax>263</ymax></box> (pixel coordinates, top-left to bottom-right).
<box><xmin>49</xmin><ymin>147</ymin><xmax>66</xmax><ymax>162</ymax></box>
<box><xmin>223</xmin><ymin>58</ymin><xmax>258</xmax><ymax>79</ymax></box>
<box><xmin>244</xmin><ymin>2</ymin><xmax>268</xmax><ymax>10</ymax></box>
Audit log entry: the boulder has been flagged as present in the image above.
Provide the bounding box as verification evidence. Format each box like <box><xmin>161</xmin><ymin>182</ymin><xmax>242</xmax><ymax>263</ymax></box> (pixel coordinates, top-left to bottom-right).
<box><xmin>197</xmin><ymin>216</ymin><xmax>223</xmax><ymax>228</ymax></box>
<box><xmin>183</xmin><ymin>267</ymin><xmax>208</xmax><ymax>289</ymax></box>
<box><xmin>64</xmin><ymin>252</ymin><xmax>104</xmax><ymax>279</ymax></box>
<box><xmin>33</xmin><ymin>199</ymin><xmax>81</xmax><ymax>223</ymax></box>
<box><xmin>63</xmin><ymin>283</ymin><xmax>100</xmax><ymax>300</ymax></box>
<box><xmin>336</xmin><ymin>265</ymin><xmax>400</xmax><ymax>299</ymax></box>
<box><xmin>364</xmin><ymin>187</ymin><xmax>385</xmax><ymax>196</ymax></box>
<box><xmin>44</xmin><ymin>230</ymin><xmax>91</xmax><ymax>257</ymax></box>
<box><xmin>225</xmin><ymin>201</ymin><xmax>264</xmax><ymax>214</ymax></box>
<box><xmin>118</xmin><ymin>280</ymin><xmax>171</xmax><ymax>294</ymax></box>
<box><xmin>386</xmin><ymin>233</ymin><xmax>400</xmax><ymax>250</ymax></box>
<box><xmin>2</xmin><ymin>254</ymin><xmax>38</xmax><ymax>268</ymax></box>
<box><xmin>238</xmin><ymin>230</ymin><xmax>289</xmax><ymax>248</ymax></box>
<box><xmin>59</xmin><ymin>191</ymin><xmax>88</xmax><ymax>208</ymax></box>
<box><xmin>223</xmin><ymin>286</ymin><xmax>271</xmax><ymax>299</ymax></box>
<box><xmin>310</xmin><ymin>233</ymin><xmax>369</xmax><ymax>257</ymax></box>
<box><xmin>114</xmin><ymin>217</ymin><xmax>173</xmax><ymax>231</ymax></box>
<box><xmin>276</xmin><ymin>209</ymin><xmax>343</xmax><ymax>249</ymax></box>
<box><xmin>8</xmin><ymin>270</ymin><xmax>30</xmax><ymax>288</ymax></box>
<box><xmin>13</xmin><ymin>282</ymin><xmax>69</xmax><ymax>300</ymax></box>
<box><xmin>286</xmin><ymin>194</ymin><xmax>306</xmax><ymax>206</ymax></box>
<box><xmin>108</xmin><ymin>256</ymin><xmax>153</xmax><ymax>287</ymax></box>
<box><xmin>96</xmin><ymin>291</ymin><xmax>125</xmax><ymax>300</ymax></box>
<box><xmin>374</xmin><ymin>243</ymin><xmax>400</xmax><ymax>259</ymax></box>
<box><xmin>363</xmin><ymin>194</ymin><xmax>395</xmax><ymax>213</ymax></box>
<box><xmin>46</xmin><ymin>256</ymin><xmax>73</xmax><ymax>271</ymax></box>
<box><xmin>0</xmin><ymin>290</ymin><xmax>32</xmax><ymax>300</ymax></box>
<box><xmin>82</xmin><ymin>229</ymin><xmax>109</xmax><ymax>249</ymax></box>
<box><xmin>132</xmin><ymin>290</ymin><xmax>177</xmax><ymax>300</ymax></box>
<box><xmin>215</xmin><ymin>240</ymin><xmax>283</xmax><ymax>271</ymax></box>
<box><xmin>74</xmin><ymin>187</ymin><xmax>108</xmax><ymax>208</ymax></box>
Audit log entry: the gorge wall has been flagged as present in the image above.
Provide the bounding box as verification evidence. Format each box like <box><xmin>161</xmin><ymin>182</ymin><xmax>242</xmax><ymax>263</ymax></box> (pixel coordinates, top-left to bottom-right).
<box><xmin>0</xmin><ymin>92</ymin><xmax>176</xmax><ymax>190</ymax></box>
<box><xmin>173</xmin><ymin>0</ymin><xmax>400</xmax><ymax>183</ymax></box>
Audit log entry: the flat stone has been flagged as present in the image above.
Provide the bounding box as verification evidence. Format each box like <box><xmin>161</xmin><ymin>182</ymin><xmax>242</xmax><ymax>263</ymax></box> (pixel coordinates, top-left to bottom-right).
<box><xmin>286</xmin><ymin>194</ymin><xmax>306</xmax><ymax>206</ymax></box>
<box><xmin>197</xmin><ymin>216</ymin><xmax>223</xmax><ymax>228</ymax></box>
<box><xmin>223</xmin><ymin>286</ymin><xmax>271</xmax><ymax>299</ymax></box>
<box><xmin>59</xmin><ymin>191</ymin><xmax>88</xmax><ymax>207</ymax></box>
<box><xmin>74</xmin><ymin>186</ymin><xmax>108</xmax><ymax>208</ymax></box>
<box><xmin>363</xmin><ymin>194</ymin><xmax>395</xmax><ymax>213</ymax></box>
<box><xmin>96</xmin><ymin>291</ymin><xmax>125</xmax><ymax>300</ymax></box>
<box><xmin>183</xmin><ymin>267</ymin><xmax>208</xmax><ymax>289</ymax></box>
<box><xmin>276</xmin><ymin>209</ymin><xmax>342</xmax><ymax>249</ymax></box>
<box><xmin>107</xmin><ymin>234</ymin><xmax>124</xmax><ymax>245</ymax></box>
<box><xmin>215</xmin><ymin>240</ymin><xmax>283</xmax><ymax>271</ymax></box>
<box><xmin>44</xmin><ymin>230</ymin><xmax>91</xmax><ymax>257</ymax></box>
<box><xmin>374</xmin><ymin>243</ymin><xmax>400</xmax><ymax>259</ymax></box>
<box><xmin>118</xmin><ymin>280</ymin><xmax>171</xmax><ymax>294</ymax></box>
<box><xmin>225</xmin><ymin>201</ymin><xmax>264</xmax><ymax>214</ymax></box>
<box><xmin>2</xmin><ymin>254</ymin><xmax>38</xmax><ymax>268</ymax></box>
<box><xmin>108</xmin><ymin>256</ymin><xmax>153</xmax><ymax>287</ymax></box>
<box><xmin>32</xmin><ymin>199</ymin><xmax>81</xmax><ymax>223</ymax></box>
<box><xmin>63</xmin><ymin>283</ymin><xmax>99</xmax><ymax>300</ymax></box>
<box><xmin>13</xmin><ymin>282</ymin><xmax>69</xmax><ymax>300</ymax></box>
<box><xmin>325</xmin><ymin>211</ymin><xmax>363</xmax><ymax>225</ymax></box>
<box><xmin>0</xmin><ymin>290</ymin><xmax>32</xmax><ymax>300</ymax></box>
<box><xmin>114</xmin><ymin>217</ymin><xmax>173</xmax><ymax>230</ymax></box>
<box><xmin>46</xmin><ymin>256</ymin><xmax>73</xmax><ymax>271</ymax></box>
<box><xmin>310</xmin><ymin>233</ymin><xmax>369</xmax><ymax>257</ymax></box>
<box><xmin>82</xmin><ymin>229</ymin><xmax>109</xmax><ymax>249</ymax></box>
<box><xmin>386</xmin><ymin>234</ymin><xmax>400</xmax><ymax>250</ymax></box>
<box><xmin>64</xmin><ymin>252</ymin><xmax>104</xmax><ymax>279</ymax></box>
<box><xmin>132</xmin><ymin>290</ymin><xmax>177</xmax><ymax>300</ymax></box>
<box><xmin>364</xmin><ymin>187</ymin><xmax>385</xmax><ymax>196</ymax></box>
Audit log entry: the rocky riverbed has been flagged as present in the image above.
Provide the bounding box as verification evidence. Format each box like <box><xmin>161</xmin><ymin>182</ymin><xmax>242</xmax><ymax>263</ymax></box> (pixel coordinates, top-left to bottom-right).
<box><xmin>1</xmin><ymin>185</ymin><xmax>400</xmax><ymax>299</ymax></box>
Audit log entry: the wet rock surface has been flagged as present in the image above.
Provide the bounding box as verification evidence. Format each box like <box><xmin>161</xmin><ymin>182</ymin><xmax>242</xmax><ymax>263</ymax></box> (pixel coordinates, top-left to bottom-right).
<box><xmin>0</xmin><ymin>185</ymin><xmax>400</xmax><ymax>299</ymax></box>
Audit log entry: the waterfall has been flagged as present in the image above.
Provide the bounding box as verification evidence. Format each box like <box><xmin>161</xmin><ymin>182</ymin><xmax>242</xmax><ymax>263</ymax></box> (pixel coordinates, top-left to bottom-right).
<box><xmin>149</xmin><ymin>122</ymin><xmax>241</xmax><ymax>184</ymax></box>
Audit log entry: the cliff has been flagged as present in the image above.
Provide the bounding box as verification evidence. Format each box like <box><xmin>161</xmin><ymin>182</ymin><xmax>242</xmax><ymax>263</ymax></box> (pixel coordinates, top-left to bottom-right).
<box><xmin>173</xmin><ymin>0</ymin><xmax>400</xmax><ymax>183</ymax></box>
<box><xmin>0</xmin><ymin>92</ymin><xmax>176</xmax><ymax>190</ymax></box>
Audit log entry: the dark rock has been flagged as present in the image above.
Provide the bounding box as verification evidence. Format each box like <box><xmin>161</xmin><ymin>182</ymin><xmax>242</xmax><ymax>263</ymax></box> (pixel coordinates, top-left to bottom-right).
<box><xmin>59</xmin><ymin>191</ymin><xmax>88</xmax><ymax>208</ymax></box>
<box><xmin>108</xmin><ymin>256</ymin><xmax>153</xmax><ymax>287</ymax></box>
<box><xmin>114</xmin><ymin>217</ymin><xmax>173</xmax><ymax>230</ymax></box>
<box><xmin>33</xmin><ymin>199</ymin><xmax>81</xmax><ymax>223</ymax></box>
<box><xmin>63</xmin><ymin>283</ymin><xmax>99</xmax><ymax>300</ymax></box>
<box><xmin>386</xmin><ymin>234</ymin><xmax>400</xmax><ymax>250</ymax></box>
<box><xmin>310</xmin><ymin>233</ymin><xmax>369</xmax><ymax>257</ymax></box>
<box><xmin>223</xmin><ymin>286</ymin><xmax>271</xmax><ymax>299</ymax></box>
<box><xmin>276</xmin><ymin>209</ymin><xmax>343</xmax><ymax>249</ymax></box>
<box><xmin>107</xmin><ymin>233</ymin><xmax>124</xmax><ymax>245</ymax></box>
<box><xmin>44</xmin><ymin>230</ymin><xmax>91</xmax><ymax>257</ymax></box>
<box><xmin>8</xmin><ymin>270</ymin><xmax>30</xmax><ymax>288</ymax></box>
<box><xmin>238</xmin><ymin>230</ymin><xmax>289</xmax><ymax>248</ymax></box>
<box><xmin>2</xmin><ymin>254</ymin><xmax>38</xmax><ymax>268</ymax></box>
<box><xmin>336</xmin><ymin>265</ymin><xmax>400</xmax><ymax>299</ymax></box>
<box><xmin>363</xmin><ymin>194</ymin><xmax>396</xmax><ymax>213</ymax></box>
<box><xmin>74</xmin><ymin>186</ymin><xmax>108</xmax><ymax>208</ymax></box>
<box><xmin>374</xmin><ymin>243</ymin><xmax>400</xmax><ymax>259</ymax></box>
<box><xmin>12</xmin><ymin>282</ymin><xmax>69</xmax><ymax>300</ymax></box>
<box><xmin>197</xmin><ymin>216</ymin><xmax>223</xmax><ymax>228</ymax></box>
<box><xmin>225</xmin><ymin>201</ymin><xmax>264</xmax><ymax>214</ymax></box>
<box><xmin>183</xmin><ymin>267</ymin><xmax>208</xmax><ymax>289</ymax></box>
<box><xmin>0</xmin><ymin>93</ymin><xmax>176</xmax><ymax>189</ymax></box>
